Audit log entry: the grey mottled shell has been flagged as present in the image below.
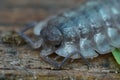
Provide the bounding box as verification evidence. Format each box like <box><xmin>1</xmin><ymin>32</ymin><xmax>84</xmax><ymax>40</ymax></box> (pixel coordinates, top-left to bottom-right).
<box><xmin>34</xmin><ymin>0</ymin><xmax>120</xmax><ymax>59</ymax></box>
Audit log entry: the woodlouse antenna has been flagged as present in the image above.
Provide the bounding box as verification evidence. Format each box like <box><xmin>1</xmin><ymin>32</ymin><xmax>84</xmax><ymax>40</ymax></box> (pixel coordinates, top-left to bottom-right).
<box><xmin>17</xmin><ymin>22</ymin><xmax>43</xmax><ymax>49</ymax></box>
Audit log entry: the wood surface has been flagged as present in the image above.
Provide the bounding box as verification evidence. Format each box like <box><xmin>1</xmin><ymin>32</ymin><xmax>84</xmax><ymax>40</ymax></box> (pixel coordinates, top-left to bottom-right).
<box><xmin>0</xmin><ymin>0</ymin><xmax>120</xmax><ymax>80</ymax></box>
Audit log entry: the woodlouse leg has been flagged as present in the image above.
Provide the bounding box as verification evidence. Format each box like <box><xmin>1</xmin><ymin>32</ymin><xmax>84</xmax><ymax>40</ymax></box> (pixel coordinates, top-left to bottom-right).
<box><xmin>17</xmin><ymin>22</ymin><xmax>42</xmax><ymax>49</ymax></box>
<box><xmin>40</xmin><ymin>52</ymin><xmax>75</xmax><ymax>69</ymax></box>
<box><xmin>40</xmin><ymin>50</ymin><xmax>91</xmax><ymax>69</ymax></box>
<box><xmin>40</xmin><ymin>54</ymin><xmax>60</xmax><ymax>69</ymax></box>
<box><xmin>78</xmin><ymin>52</ymin><xmax>91</xmax><ymax>67</ymax></box>
<box><xmin>58</xmin><ymin>52</ymin><xmax>75</xmax><ymax>68</ymax></box>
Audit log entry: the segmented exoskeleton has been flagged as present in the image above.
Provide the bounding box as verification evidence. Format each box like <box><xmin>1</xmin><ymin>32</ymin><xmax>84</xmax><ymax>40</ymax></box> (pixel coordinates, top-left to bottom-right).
<box><xmin>18</xmin><ymin>0</ymin><xmax>120</xmax><ymax>69</ymax></box>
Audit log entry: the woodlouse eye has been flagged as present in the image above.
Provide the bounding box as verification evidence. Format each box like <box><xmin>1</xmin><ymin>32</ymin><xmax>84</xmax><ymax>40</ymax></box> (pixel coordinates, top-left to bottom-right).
<box><xmin>55</xmin><ymin>42</ymin><xmax>61</xmax><ymax>48</ymax></box>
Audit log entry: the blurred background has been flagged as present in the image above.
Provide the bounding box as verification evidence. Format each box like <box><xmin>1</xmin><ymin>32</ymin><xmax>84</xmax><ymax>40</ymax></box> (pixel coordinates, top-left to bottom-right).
<box><xmin>0</xmin><ymin>0</ymin><xmax>84</xmax><ymax>30</ymax></box>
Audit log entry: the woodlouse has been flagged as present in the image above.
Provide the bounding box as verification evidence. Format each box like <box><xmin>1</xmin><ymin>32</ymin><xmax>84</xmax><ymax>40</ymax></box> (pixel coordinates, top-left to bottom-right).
<box><xmin>18</xmin><ymin>0</ymin><xmax>120</xmax><ymax>69</ymax></box>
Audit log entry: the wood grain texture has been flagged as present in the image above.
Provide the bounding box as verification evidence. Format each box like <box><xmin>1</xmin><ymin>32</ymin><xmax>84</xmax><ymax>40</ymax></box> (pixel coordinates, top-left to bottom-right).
<box><xmin>0</xmin><ymin>41</ymin><xmax>120</xmax><ymax>80</ymax></box>
<box><xmin>0</xmin><ymin>0</ymin><xmax>120</xmax><ymax>79</ymax></box>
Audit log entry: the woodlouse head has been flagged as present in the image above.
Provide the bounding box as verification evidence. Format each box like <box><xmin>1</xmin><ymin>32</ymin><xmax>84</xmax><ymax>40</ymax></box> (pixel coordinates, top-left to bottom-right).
<box><xmin>41</xmin><ymin>25</ymin><xmax>63</xmax><ymax>48</ymax></box>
